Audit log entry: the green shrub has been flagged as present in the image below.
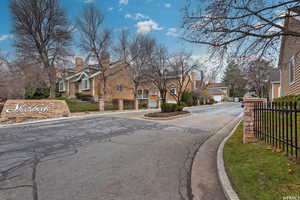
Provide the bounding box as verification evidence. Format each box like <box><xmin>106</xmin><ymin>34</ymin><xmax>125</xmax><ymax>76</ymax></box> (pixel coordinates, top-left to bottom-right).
<box><xmin>176</xmin><ymin>105</ymin><xmax>184</xmax><ymax>111</ymax></box>
<box><xmin>75</xmin><ymin>93</ymin><xmax>93</xmax><ymax>101</ymax></box>
<box><xmin>181</xmin><ymin>92</ymin><xmax>193</xmax><ymax>106</ymax></box>
<box><xmin>161</xmin><ymin>103</ymin><xmax>178</xmax><ymax>112</ymax></box>
<box><xmin>274</xmin><ymin>95</ymin><xmax>299</xmax><ymax>104</ymax></box>
<box><xmin>207</xmin><ymin>98</ymin><xmax>217</xmax><ymax>105</ymax></box>
<box><xmin>25</xmin><ymin>88</ymin><xmax>50</xmax><ymax>99</ymax></box>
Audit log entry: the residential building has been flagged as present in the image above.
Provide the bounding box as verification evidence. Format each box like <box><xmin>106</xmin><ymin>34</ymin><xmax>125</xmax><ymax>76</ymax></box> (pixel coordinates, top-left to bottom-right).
<box><xmin>207</xmin><ymin>83</ymin><xmax>229</xmax><ymax>102</ymax></box>
<box><xmin>270</xmin><ymin>69</ymin><xmax>281</xmax><ymax>100</ymax></box>
<box><xmin>279</xmin><ymin>7</ymin><xmax>300</xmax><ymax>96</ymax></box>
<box><xmin>58</xmin><ymin>56</ymin><xmax>196</xmax><ymax>107</ymax></box>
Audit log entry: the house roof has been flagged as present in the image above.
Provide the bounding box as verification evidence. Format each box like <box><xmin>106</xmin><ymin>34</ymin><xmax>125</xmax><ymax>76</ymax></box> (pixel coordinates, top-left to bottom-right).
<box><xmin>208</xmin><ymin>82</ymin><xmax>227</xmax><ymax>88</ymax></box>
<box><xmin>208</xmin><ymin>88</ymin><xmax>226</xmax><ymax>95</ymax></box>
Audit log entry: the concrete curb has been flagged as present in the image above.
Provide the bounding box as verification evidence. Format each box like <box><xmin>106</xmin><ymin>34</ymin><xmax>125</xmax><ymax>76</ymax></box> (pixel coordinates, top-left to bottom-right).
<box><xmin>217</xmin><ymin>114</ymin><xmax>243</xmax><ymax>200</ymax></box>
<box><xmin>0</xmin><ymin>109</ymin><xmax>159</xmax><ymax>129</ymax></box>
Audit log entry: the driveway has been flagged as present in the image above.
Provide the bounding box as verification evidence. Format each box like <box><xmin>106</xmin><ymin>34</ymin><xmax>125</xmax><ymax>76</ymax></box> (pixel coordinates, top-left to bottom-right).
<box><xmin>0</xmin><ymin>102</ymin><xmax>242</xmax><ymax>200</ymax></box>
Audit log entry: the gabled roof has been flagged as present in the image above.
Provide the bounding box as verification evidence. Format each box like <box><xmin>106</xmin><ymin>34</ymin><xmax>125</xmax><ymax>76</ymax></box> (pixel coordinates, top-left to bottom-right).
<box><xmin>208</xmin><ymin>88</ymin><xmax>226</xmax><ymax>95</ymax></box>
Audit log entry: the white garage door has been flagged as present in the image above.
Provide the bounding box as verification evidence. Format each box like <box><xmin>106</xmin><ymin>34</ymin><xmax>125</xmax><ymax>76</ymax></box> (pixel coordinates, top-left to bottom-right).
<box><xmin>213</xmin><ymin>95</ymin><xmax>222</xmax><ymax>102</ymax></box>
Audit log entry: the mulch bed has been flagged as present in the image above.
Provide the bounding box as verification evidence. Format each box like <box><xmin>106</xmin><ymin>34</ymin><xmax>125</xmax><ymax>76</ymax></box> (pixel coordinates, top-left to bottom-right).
<box><xmin>144</xmin><ymin>111</ymin><xmax>190</xmax><ymax>118</ymax></box>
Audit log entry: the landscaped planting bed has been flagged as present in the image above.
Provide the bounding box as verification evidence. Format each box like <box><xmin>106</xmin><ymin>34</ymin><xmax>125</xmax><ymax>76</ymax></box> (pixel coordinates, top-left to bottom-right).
<box><xmin>144</xmin><ymin>111</ymin><xmax>189</xmax><ymax>118</ymax></box>
<box><xmin>224</xmin><ymin>122</ymin><xmax>300</xmax><ymax>200</ymax></box>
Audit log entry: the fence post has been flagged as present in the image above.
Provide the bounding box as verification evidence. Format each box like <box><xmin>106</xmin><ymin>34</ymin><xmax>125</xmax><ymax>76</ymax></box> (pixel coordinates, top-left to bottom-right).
<box><xmin>134</xmin><ymin>99</ymin><xmax>139</xmax><ymax>110</ymax></box>
<box><xmin>118</xmin><ymin>99</ymin><xmax>124</xmax><ymax>111</ymax></box>
<box><xmin>99</xmin><ymin>98</ymin><xmax>105</xmax><ymax>112</ymax></box>
<box><xmin>243</xmin><ymin>98</ymin><xmax>266</xmax><ymax>143</ymax></box>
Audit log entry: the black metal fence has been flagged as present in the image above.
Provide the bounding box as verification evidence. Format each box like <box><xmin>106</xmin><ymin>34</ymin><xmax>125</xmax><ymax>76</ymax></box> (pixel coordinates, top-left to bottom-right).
<box><xmin>253</xmin><ymin>102</ymin><xmax>300</xmax><ymax>158</ymax></box>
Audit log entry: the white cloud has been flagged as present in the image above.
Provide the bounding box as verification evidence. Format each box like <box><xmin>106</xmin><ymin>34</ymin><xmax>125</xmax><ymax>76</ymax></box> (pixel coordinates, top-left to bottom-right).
<box><xmin>119</xmin><ymin>0</ymin><xmax>128</xmax><ymax>5</ymax></box>
<box><xmin>82</xmin><ymin>0</ymin><xmax>95</xmax><ymax>3</ymax></box>
<box><xmin>136</xmin><ymin>20</ymin><xmax>163</xmax><ymax>35</ymax></box>
<box><xmin>166</xmin><ymin>28</ymin><xmax>179</xmax><ymax>37</ymax></box>
<box><xmin>165</xmin><ymin>3</ymin><xmax>171</xmax><ymax>8</ymax></box>
<box><xmin>0</xmin><ymin>34</ymin><xmax>12</xmax><ymax>42</ymax></box>
<box><xmin>125</xmin><ymin>13</ymin><xmax>149</xmax><ymax>20</ymax></box>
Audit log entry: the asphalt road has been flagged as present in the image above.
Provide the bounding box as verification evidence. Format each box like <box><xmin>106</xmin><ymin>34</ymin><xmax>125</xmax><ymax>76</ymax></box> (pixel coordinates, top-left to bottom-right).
<box><xmin>0</xmin><ymin>102</ymin><xmax>242</xmax><ymax>200</ymax></box>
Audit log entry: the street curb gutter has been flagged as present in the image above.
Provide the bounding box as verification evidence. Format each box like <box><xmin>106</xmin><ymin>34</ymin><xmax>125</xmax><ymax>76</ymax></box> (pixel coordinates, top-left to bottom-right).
<box><xmin>217</xmin><ymin>114</ymin><xmax>243</xmax><ymax>200</ymax></box>
<box><xmin>0</xmin><ymin>109</ymin><xmax>159</xmax><ymax>129</ymax></box>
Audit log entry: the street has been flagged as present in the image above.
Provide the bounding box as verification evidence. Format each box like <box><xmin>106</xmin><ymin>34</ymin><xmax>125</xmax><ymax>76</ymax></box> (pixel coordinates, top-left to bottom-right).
<box><xmin>0</xmin><ymin>103</ymin><xmax>242</xmax><ymax>200</ymax></box>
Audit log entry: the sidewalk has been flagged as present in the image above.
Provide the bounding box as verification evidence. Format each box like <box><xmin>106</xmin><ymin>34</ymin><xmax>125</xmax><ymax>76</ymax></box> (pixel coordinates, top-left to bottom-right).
<box><xmin>191</xmin><ymin>114</ymin><xmax>242</xmax><ymax>200</ymax></box>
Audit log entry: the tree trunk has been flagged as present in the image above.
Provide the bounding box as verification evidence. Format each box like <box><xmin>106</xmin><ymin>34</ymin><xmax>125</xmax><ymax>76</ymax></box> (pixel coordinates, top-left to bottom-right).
<box><xmin>48</xmin><ymin>65</ymin><xmax>57</xmax><ymax>98</ymax></box>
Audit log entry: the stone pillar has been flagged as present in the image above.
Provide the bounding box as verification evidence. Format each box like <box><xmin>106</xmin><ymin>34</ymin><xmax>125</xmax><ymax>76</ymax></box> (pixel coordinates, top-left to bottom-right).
<box><xmin>147</xmin><ymin>99</ymin><xmax>151</xmax><ymax>109</ymax></box>
<box><xmin>158</xmin><ymin>99</ymin><xmax>161</xmax><ymax>109</ymax></box>
<box><xmin>243</xmin><ymin>98</ymin><xmax>266</xmax><ymax>143</ymax></box>
<box><xmin>118</xmin><ymin>99</ymin><xmax>124</xmax><ymax>111</ymax></box>
<box><xmin>134</xmin><ymin>99</ymin><xmax>139</xmax><ymax>110</ymax></box>
<box><xmin>99</xmin><ymin>98</ymin><xmax>105</xmax><ymax>112</ymax></box>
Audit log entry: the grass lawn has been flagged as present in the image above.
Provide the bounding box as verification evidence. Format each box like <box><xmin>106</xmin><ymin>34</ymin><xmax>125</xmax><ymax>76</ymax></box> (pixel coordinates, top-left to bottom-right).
<box><xmin>224</xmin><ymin>122</ymin><xmax>300</xmax><ymax>200</ymax></box>
<box><xmin>54</xmin><ymin>97</ymin><xmax>99</xmax><ymax>113</ymax></box>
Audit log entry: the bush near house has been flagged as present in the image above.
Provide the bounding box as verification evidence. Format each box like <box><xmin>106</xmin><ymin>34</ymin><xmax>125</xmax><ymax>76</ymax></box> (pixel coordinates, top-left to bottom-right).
<box><xmin>25</xmin><ymin>87</ymin><xmax>50</xmax><ymax>99</ymax></box>
<box><xmin>181</xmin><ymin>91</ymin><xmax>193</xmax><ymax>106</ymax></box>
<box><xmin>274</xmin><ymin>95</ymin><xmax>300</xmax><ymax>104</ymax></box>
<box><xmin>75</xmin><ymin>93</ymin><xmax>93</xmax><ymax>102</ymax></box>
<box><xmin>161</xmin><ymin>103</ymin><xmax>184</xmax><ymax>112</ymax></box>
<box><xmin>224</xmin><ymin>122</ymin><xmax>300</xmax><ymax>200</ymax></box>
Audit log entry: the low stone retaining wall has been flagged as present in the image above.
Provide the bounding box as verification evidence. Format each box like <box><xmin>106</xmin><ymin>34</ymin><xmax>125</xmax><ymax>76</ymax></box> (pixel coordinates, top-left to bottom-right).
<box><xmin>1</xmin><ymin>100</ymin><xmax>70</xmax><ymax>123</ymax></box>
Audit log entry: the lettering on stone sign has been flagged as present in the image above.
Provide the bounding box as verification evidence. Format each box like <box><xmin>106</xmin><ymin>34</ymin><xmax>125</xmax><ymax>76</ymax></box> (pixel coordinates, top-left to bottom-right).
<box><xmin>6</xmin><ymin>103</ymin><xmax>53</xmax><ymax>113</ymax></box>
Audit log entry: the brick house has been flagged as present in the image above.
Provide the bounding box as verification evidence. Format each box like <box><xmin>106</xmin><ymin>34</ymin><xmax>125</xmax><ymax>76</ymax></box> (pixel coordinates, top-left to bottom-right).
<box><xmin>207</xmin><ymin>83</ymin><xmax>229</xmax><ymax>102</ymax></box>
<box><xmin>270</xmin><ymin>69</ymin><xmax>281</xmax><ymax>100</ymax></box>
<box><xmin>58</xmin><ymin>56</ymin><xmax>134</xmax><ymax>102</ymax></box>
<box><xmin>279</xmin><ymin>7</ymin><xmax>300</xmax><ymax>96</ymax></box>
<box><xmin>58</xmin><ymin>56</ymin><xmax>196</xmax><ymax>107</ymax></box>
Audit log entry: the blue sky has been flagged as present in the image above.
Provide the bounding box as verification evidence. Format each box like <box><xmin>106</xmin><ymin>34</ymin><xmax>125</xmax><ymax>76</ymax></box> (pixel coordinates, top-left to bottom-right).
<box><xmin>0</xmin><ymin>0</ymin><xmax>206</xmax><ymax>58</ymax></box>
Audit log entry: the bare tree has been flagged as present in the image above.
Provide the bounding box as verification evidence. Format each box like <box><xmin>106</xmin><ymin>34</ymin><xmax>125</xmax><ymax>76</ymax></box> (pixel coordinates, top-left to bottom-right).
<box><xmin>183</xmin><ymin>0</ymin><xmax>300</xmax><ymax>60</ymax></box>
<box><xmin>129</xmin><ymin>35</ymin><xmax>156</xmax><ymax>99</ymax></box>
<box><xmin>245</xmin><ymin>58</ymin><xmax>273</xmax><ymax>98</ymax></box>
<box><xmin>168</xmin><ymin>51</ymin><xmax>199</xmax><ymax>105</ymax></box>
<box><xmin>114</xmin><ymin>29</ymin><xmax>131</xmax><ymax>62</ymax></box>
<box><xmin>144</xmin><ymin>45</ymin><xmax>171</xmax><ymax>105</ymax></box>
<box><xmin>114</xmin><ymin>30</ymin><xmax>156</xmax><ymax>100</ymax></box>
<box><xmin>10</xmin><ymin>0</ymin><xmax>73</xmax><ymax>98</ymax></box>
<box><xmin>77</xmin><ymin>5</ymin><xmax>112</xmax><ymax>99</ymax></box>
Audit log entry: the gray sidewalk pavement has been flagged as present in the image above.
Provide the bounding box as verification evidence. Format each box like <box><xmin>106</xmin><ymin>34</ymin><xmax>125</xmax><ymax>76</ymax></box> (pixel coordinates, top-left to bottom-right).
<box><xmin>191</xmin><ymin>114</ymin><xmax>242</xmax><ymax>200</ymax></box>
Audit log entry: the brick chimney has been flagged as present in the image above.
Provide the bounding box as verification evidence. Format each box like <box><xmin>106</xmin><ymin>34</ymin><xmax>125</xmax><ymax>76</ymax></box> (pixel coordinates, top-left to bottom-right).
<box><xmin>75</xmin><ymin>57</ymin><xmax>84</xmax><ymax>73</ymax></box>
<box><xmin>191</xmin><ymin>71</ymin><xmax>196</xmax><ymax>89</ymax></box>
<box><xmin>100</xmin><ymin>52</ymin><xmax>110</xmax><ymax>69</ymax></box>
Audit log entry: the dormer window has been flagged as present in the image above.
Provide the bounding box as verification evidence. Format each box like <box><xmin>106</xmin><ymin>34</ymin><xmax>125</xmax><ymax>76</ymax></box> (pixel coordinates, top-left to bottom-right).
<box><xmin>289</xmin><ymin>56</ymin><xmax>295</xmax><ymax>84</ymax></box>
<box><xmin>80</xmin><ymin>78</ymin><xmax>90</xmax><ymax>90</ymax></box>
<box><xmin>170</xmin><ymin>88</ymin><xmax>177</xmax><ymax>95</ymax></box>
<box><xmin>59</xmin><ymin>81</ymin><xmax>65</xmax><ymax>92</ymax></box>
<box><xmin>116</xmin><ymin>84</ymin><xmax>123</xmax><ymax>92</ymax></box>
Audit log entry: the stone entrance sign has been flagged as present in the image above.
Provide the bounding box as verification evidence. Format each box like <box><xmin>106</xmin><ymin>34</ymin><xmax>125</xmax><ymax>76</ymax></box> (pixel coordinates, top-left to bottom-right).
<box><xmin>1</xmin><ymin>100</ymin><xmax>70</xmax><ymax>121</ymax></box>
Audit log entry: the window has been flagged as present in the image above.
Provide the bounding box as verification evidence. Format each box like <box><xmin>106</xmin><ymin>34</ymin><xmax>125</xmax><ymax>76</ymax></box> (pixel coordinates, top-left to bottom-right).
<box><xmin>80</xmin><ymin>78</ymin><xmax>90</xmax><ymax>90</ymax></box>
<box><xmin>116</xmin><ymin>84</ymin><xmax>123</xmax><ymax>92</ymax></box>
<box><xmin>289</xmin><ymin>56</ymin><xmax>295</xmax><ymax>84</ymax></box>
<box><xmin>170</xmin><ymin>88</ymin><xmax>177</xmax><ymax>95</ymax></box>
<box><xmin>143</xmin><ymin>89</ymin><xmax>149</xmax><ymax>98</ymax></box>
<box><xmin>59</xmin><ymin>81</ymin><xmax>65</xmax><ymax>92</ymax></box>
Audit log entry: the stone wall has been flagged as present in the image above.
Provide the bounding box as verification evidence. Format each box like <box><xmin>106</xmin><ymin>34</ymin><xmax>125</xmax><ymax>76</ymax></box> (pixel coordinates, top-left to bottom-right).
<box><xmin>1</xmin><ymin>100</ymin><xmax>70</xmax><ymax>122</ymax></box>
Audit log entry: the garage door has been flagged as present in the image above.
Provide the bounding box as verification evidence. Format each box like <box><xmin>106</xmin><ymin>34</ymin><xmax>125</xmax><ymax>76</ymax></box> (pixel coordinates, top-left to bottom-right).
<box><xmin>213</xmin><ymin>95</ymin><xmax>222</xmax><ymax>102</ymax></box>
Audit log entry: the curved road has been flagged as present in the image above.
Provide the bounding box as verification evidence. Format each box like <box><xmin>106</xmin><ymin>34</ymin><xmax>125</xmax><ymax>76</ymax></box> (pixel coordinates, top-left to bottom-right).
<box><xmin>0</xmin><ymin>103</ymin><xmax>242</xmax><ymax>200</ymax></box>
